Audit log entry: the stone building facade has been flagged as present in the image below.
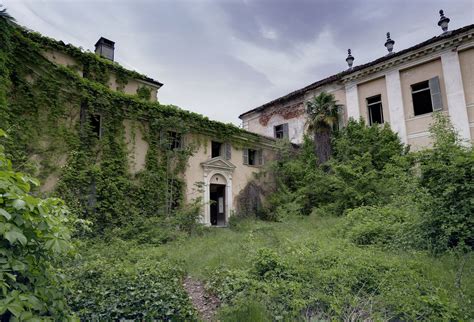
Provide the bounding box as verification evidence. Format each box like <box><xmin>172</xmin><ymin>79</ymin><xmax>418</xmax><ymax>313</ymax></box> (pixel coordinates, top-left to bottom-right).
<box><xmin>240</xmin><ymin>23</ymin><xmax>474</xmax><ymax>151</ymax></box>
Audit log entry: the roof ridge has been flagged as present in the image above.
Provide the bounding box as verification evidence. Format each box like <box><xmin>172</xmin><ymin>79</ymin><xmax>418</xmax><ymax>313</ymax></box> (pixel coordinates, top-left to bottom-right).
<box><xmin>239</xmin><ymin>23</ymin><xmax>474</xmax><ymax>119</ymax></box>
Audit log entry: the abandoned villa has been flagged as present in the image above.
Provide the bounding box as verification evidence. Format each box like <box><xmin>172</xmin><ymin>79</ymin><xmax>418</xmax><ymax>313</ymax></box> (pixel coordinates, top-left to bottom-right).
<box><xmin>3</xmin><ymin>10</ymin><xmax>474</xmax><ymax>227</ymax></box>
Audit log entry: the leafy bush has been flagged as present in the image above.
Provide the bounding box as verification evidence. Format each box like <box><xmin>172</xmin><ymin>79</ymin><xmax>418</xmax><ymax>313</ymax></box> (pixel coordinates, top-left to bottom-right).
<box><xmin>208</xmin><ymin>244</ymin><xmax>466</xmax><ymax>320</ymax></box>
<box><xmin>0</xmin><ymin>129</ymin><xmax>74</xmax><ymax>320</ymax></box>
<box><xmin>416</xmin><ymin>113</ymin><xmax>474</xmax><ymax>252</ymax></box>
<box><xmin>67</xmin><ymin>241</ymin><xmax>196</xmax><ymax>320</ymax></box>
<box><xmin>342</xmin><ymin>205</ymin><xmax>422</xmax><ymax>249</ymax></box>
<box><xmin>333</xmin><ymin>119</ymin><xmax>406</xmax><ymax>170</ymax></box>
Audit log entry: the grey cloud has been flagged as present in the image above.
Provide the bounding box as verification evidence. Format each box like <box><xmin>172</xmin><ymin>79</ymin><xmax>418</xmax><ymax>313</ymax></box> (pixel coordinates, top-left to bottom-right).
<box><xmin>4</xmin><ymin>0</ymin><xmax>473</xmax><ymax>124</ymax></box>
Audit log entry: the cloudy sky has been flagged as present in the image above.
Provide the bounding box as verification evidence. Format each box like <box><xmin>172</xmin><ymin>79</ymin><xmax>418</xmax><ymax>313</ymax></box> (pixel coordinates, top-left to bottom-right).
<box><xmin>4</xmin><ymin>0</ymin><xmax>473</xmax><ymax>125</ymax></box>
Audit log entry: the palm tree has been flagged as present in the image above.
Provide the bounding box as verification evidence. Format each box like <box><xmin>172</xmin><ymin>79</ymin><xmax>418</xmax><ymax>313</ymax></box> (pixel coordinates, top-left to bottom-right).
<box><xmin>306</xmin><ymin>92</ymin><xmax>342</xmax><ymax>165</ymax></box>
<box><xmin>0</xmin><ymin>5</ymin><xmax>15</xmax><ymax>23</ymax></box>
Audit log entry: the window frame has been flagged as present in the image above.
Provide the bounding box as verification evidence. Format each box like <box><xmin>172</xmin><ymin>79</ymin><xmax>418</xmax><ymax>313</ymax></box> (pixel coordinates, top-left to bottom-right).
<box><xmin>410</xmin><ymin>77</ymin><xmax>443</xmax><ymax>117</ymax></box>
<box><xmin>366</xmin><ymin>94</ymin><xmax>384</xmax><ymax>125</ymax></box>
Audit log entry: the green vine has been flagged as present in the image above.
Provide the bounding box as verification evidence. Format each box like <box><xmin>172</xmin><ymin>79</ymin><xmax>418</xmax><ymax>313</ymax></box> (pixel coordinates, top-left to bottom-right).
<box><xmin>0</xmin><ymin>18</ymin><xmax>271</xmax><ymax>232</ymax></box>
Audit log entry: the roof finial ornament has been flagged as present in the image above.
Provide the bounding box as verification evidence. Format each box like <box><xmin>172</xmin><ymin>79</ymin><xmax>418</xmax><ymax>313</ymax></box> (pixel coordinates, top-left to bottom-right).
<box><xmin>384</xmin><ymin>32</ymin><xmax>395</xmax><ymax>54</ymax></box>
<box><xmin>438</xmin><ymin>9</ymin><xmax>450</xmax><ymax>33</ymax></box>
<box><xmin>346</xmin><ymin>49</ymin><xmax>354</xmax><ymax>69</ymax></box>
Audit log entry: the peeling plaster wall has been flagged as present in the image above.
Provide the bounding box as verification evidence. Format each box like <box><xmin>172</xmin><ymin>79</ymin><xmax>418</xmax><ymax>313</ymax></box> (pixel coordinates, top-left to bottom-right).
<box><xmin>459</xmin><ymin>48</ymin><xmax>474</xmax><ymax>142</ymax></box>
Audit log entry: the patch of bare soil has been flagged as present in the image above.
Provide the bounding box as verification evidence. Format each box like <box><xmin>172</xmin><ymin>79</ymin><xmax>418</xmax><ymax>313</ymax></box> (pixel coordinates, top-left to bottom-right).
<box><xmin>183</xmin><ymin>276</ymin><xmax>220</xmax><ymax>321</ymax></box>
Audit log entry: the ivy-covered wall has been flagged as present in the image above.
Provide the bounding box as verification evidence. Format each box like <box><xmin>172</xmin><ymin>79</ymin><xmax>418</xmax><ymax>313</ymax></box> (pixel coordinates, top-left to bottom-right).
<box><xmin>0</xmin><ymin>18</ymin><xmax>274</xmax><ymax>231</ymax></box>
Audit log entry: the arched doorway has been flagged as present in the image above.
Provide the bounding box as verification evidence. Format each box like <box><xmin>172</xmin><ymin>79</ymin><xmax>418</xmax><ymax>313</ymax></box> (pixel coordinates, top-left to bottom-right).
<box><xmin>201</xmin><ymin>157</ymin><xmax>235</xmax><ymax>226</ymax></box>
<box><xmin>209</xmin><ymin>173</ymin><xmax>227</xmax><ymax>226</ymax></box>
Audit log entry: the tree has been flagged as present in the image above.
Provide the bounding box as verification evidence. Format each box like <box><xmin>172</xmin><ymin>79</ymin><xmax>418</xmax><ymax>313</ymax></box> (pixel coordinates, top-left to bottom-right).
<box><xmin>306</xmin><ymin>92</ymin><xmax>342</xmax><ymax>165</ymax></box>
<box><xmin>0</xmin><ymin>129</ymin><xmax>75</xmax><ymax>319</ymax></box>
<box><xmin>0</xmin><ymin>5</ymin><xmax>15</xmax><ymax>23</ymax></box>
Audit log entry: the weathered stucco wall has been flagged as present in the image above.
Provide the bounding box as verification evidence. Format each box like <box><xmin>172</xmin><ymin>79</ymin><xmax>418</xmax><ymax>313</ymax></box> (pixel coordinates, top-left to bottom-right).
<box><xmin>400</xmin><ymin>59</ymin><xmax>448</xmax><ymax>147</ymax></box>
<box><xmin>43</xmin><ymin>50</ymin><xmax>83</xmax><ymax>77</ymax></box>
<box><xmin>109</xmin><ymin>74</ymin><xmax>158</xmax><ymax>101</ymax></box>
<box><xmin>357</xmin><ymin>76</ymin><xmax>390</xmax><ymax>124</ymax></box>
<box><xmin>183</xmin><ymin>134</ymin><xmax>271</xmax><ymax>212</ymax></box>
<box><xmin>123</xmin><ymin>120</ymin><xmax>149</xmax><ymax>174</ymax></box>
<box><xmin>459</xmin><ymin>48</ymin><xmax>474</xmax><ymax>142</ymax></box>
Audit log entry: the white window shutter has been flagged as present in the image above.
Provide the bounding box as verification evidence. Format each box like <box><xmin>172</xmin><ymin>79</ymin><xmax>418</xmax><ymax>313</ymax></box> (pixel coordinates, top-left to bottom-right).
<box><xmin>225</xmin><ymin>142</ymin><xmax>231</xmax><ymax>160</ymax></box>
<box><xmin>429</xmin><ymin>76</ymin><xmax>443</xmax><ymax>111</ymax></box>
<box><xmin>243</xmin><ymin>149</ymin><xmax>249</xmax><ymax>165</ymax></box>
<box><xmin>283</xmin><ymin>123</ymin><xmax>289</xmax><ymax>139</ymax></box>
<box><xmin>159</xmin><ymin>130</ymin><xmax>166</xmax><ymax>147</ymax></box>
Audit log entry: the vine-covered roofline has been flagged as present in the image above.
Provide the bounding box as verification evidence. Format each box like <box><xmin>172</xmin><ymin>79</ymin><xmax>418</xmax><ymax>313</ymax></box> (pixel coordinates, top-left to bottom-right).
<box><xmin>13</xmin><ymin>22</ymin><xmax>276</xmax><ymax>147</ymax></box>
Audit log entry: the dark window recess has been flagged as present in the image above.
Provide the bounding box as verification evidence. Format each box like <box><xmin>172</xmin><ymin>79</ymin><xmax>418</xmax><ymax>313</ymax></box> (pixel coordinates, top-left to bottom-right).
<box><xmin>411</xmin><ymin>77</ymin><xmax>443</xmax><ymax>116</ymax></box>
<box><xmin>274</xmin><ymin>123</ymin><xmax>289</xmax><ymax>139</ymax></box>
<box><xmin>167</xmin><ymin>178</ymin><xmax>183</xmax><ymax>211</ymax></box>
<box><xmin>168</xmin><ymin>131</ymin><xmax>182</xmax><ymax>150</ymax></box>
<box><xmin>411</xmin><ymin>81</ymin><xmax>432</xmax><ymax>116</ymax></box>
<box><xmin>89</xmin><ymin>114</ymin><xmax>101</xmax><ymax>138</ymax></box>
<box><xmin>212</xmin><ymin>141</ymin><xmax>222</xmax><ymax>158</ymax></box>
<box><xmin>243</xmin><ymin>148</ymin><xmax>263</xmax><ymax>166</ymax></box>
<box><xmin>366</xmin><ymin>95</ymin><xmax>384</xmax><ymax>125</ymax></box>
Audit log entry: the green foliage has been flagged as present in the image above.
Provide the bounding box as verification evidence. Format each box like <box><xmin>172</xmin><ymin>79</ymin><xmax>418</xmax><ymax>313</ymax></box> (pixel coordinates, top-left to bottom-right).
<box><xmin>208</xmin><ymin>242</ymin><xmax>466</xmax><ymax>321</ymax></box>
<box><xmin>0</xmin><ymin>130</ymin><xmax>74</xmax><ymax>319</ymax></box>
<box><xmin>136</xmin><ymin>85</ymin><xmax>152</xmax><ymax>100</ymax></box>
<box><xmin>66</xmin><ymin>240</ymin><xmax>196</xmax><ymax>320</ymax></box>
<box><xmin>417</xmin><ymin>113</ymin><xmax>474</xmax><ymax>252</ymax></box>
<box><xmin>342</xmin><ymin>205</ymin><xmax>423</xmax><ymax>249</ymax></box>
<box><xmin>218</xmin><ymin>299</ymin><xmax>271</xmax><ymax>322</ymax></box>
<box><xmin>306</xmin><ymin>92</ymin><xmax>342</xmax><ymax>164</ymax></box>
<box><xmin>333</xmin><ymin>118</ymin><xmax>406</xmax><ymax>170</ymax></box>
<box><xmin>0</xmin><ymin>18</ymin><xmax>266</xmax><ymax>233</ymax></box>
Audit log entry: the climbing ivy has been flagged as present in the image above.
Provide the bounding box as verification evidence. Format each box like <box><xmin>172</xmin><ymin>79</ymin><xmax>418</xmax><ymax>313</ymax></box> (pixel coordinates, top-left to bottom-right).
<box><xmin>0</xmin><ymin>18</ymin><xmax>268</xmax><ymax>232</ymax></box>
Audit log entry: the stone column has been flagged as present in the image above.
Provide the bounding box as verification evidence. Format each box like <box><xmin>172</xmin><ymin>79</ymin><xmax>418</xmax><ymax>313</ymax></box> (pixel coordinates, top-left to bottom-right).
<box><xmin>441</xmin><ymin>51</ymin><xmax>470</xmax><ymax>142</ymax></box>
<box><xmin>345</xmin><ymin>82</ymin><xmax>360</xmax><ymax>120</ymax></box>
<box><xmin>385</xmin><ymin>70</ymin><xmax>408</xmax><ymax>144</ymax></box>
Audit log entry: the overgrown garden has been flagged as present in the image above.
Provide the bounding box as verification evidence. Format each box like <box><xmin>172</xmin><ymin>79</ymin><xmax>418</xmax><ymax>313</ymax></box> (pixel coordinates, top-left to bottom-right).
<box><xmin>1</xmin><ymin>7</ymin><xmax>473</xmax><ymax>321</ymax></box>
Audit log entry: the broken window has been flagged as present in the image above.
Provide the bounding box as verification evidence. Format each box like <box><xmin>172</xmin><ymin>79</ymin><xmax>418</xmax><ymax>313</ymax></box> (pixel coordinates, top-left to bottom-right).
<box><xmin>411</xmin><ymin>77</ymin><xmax>443</xmax><ymax>116</ymax></box>
<box><xmin>89</xmin><ymin>114</ymin><xmax>102</xmax><ymax>138</ymax></box>
<box><xmin>274</xmin><ymin>123</ymin><xmax>289</xmax><ymax>139</ymax></box>
<box><xmin>212</xmin><ymin>141</ymin><xmax>222</xmax><ymax>158</ymax></box>
<box><xmin>243</xmin><ymin>148</ymin><xmax>263</xmax><ymax>166</ymax></box>
<box><xmin>211</xmin><ymin>141</ymin><xmax>231</xmax><ymax>160</ymax></box>
<box><xmin>165</xmin><ymin>131</ymin><xmax>182</xmax><ymax>150</ymax></box>
<box><xmin>366</xmin><ymin>95</ymin><xmax>384</xmax><ymax>125</ymax></box>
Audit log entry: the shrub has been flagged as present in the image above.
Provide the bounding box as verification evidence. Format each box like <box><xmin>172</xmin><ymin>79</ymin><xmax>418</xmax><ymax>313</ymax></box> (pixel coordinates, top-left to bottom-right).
<box><xmin>0</xmin><ymin>129</ymin><xmax>74</xmax><ymax>320</ymax></box>
<box><xmin>333</xmin><ymin>119</ymin><xmax>406</xmax><ymax>170</ymax></box>
<box><xmin>208</xmin><ymin>241</ymin><xmax>465</xmax><ymax>320</ymax></box>
<box><xmin>416</xmin><ymin>113</ymin><xmax>474</xmax><ymax>252</ymax></box>
<box><xmin>67</xmin><ymin>243</ymin><xmax>195</xmax><ymax>320</ymax></box>
<box><xmin>342</xmin><ymin>205</ymin><xmax>422</xmax><ymax>249</ymax></box>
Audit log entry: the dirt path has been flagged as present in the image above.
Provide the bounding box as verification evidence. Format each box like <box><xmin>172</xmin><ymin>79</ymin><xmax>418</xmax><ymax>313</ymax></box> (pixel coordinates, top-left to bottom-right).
<box><xmin>183</xmin><ymin>276</ymin><xmax>220</xmax><ymax>321</ymax></box>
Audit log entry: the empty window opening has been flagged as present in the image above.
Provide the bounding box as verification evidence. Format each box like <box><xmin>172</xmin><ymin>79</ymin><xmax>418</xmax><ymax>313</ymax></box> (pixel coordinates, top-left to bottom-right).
<box><xmin>411</xmin><ymin>77</ymin><xmax>443</xmax><ymax>117</ymax></box>
<box><xmin>89</xmin><ymin>114</ymin><xmax>102</xmax><ymax>138</ymax></box>
<box><xmin>244</xmin><ymin>148</ymin><xmax>263</xmax><ymax>166</ymax></box>
<box><xmin>411</xmin><ymin>80</ymin><xmax>433</xmax><ymax>116</ymax></box>
<box><xmin>274</xmin><ymin>123</ymin><xmax>289</xmax><ymax>139</ymax></box>
<box><xmin>212</xmin><ymin>141</ymin><xmax>222</xmax><ymax>158</ymax></box>
<box><xmin>366</xmin><ymin>95</ymin><xmax>384</xmax><ymax>125</ymax></box>
<box><xmin>167</xmin><ymin>131</ymin><xmax>182</xmax><ymax>150</ymax></box>
<box><xmin>210</xmin><ymin>184</ymin><xmax>226</xmax><ymax>226</ymax></box>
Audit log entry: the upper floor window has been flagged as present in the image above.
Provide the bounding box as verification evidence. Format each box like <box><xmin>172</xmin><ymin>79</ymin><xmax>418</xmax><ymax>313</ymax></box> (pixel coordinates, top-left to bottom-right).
<box><xmin>212</xmin><ymin>141</ymin><xmax>222</xmax><ymax>158</ymax></box>
<box><xmin>243</xmin><ymin>148</ymin><xmax>263</xmax><ymax>166</ymax></box>
<box><xmin>165</xmin><ymin>131</ymin><xmax>183</xmax><ymax>150</ymax></box>
<box><xmin>89</xmin><ymin>114</ymin><xmax>102</xmax><ymax>138</ymax></box>
<box><xmin>274</xmin><ymin>123</ymin><xmax>289</xmax><ymax>139</ymax></box>
<box><xmin>411</xmin><ymin>77</ymin><xmax>443</xmax><ymax>116</ymax></box>
<box><xmin>366</xmin><ymin>95</ymin><xmax>384</xmax><ymax>125</ymax></box>
<box><xmin>211</xmin><ymin>141</ymin><xmax>232</xmax><ymax>160</ymax></box>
